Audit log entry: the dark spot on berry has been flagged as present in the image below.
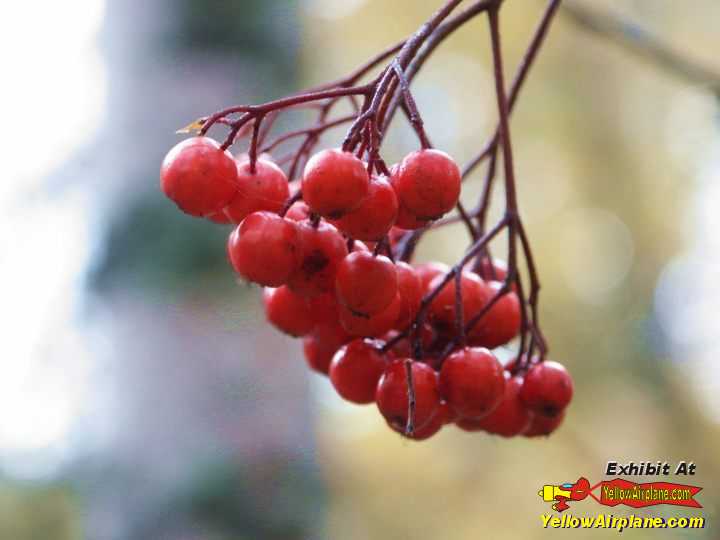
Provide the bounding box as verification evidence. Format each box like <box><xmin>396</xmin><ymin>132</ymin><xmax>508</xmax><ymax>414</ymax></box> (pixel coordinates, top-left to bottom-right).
<box><xmin>302</xmin><ymin>249</ymin><xmax>328</xmax><ymax>275</ymax></box>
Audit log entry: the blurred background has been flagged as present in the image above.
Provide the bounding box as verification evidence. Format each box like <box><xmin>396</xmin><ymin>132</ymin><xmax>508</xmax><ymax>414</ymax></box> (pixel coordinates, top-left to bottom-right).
<box><xmin>1</xmin><ymin>0</ymin><xmax>719</xmax><ymax>538</ymax></box>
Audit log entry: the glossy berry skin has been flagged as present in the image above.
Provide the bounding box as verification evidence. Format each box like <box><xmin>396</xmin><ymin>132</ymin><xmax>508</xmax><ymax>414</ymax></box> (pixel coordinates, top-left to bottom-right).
<box><xmin>263</xmin><ymin>286</ymin><xmax>314</xmax><ymax>337</ymax></box>
<box><xmin>335</xmin><ymin>252</ymin><xmax>398</xmax><ymax>316</ymax></box>
<box><xmin>414</xmin><ymin>261</ymin><xmax>450</xmax><ymax>290</ymax></box>
<box><xmin>391</xmin><ymin>149</ymin><xmax>461</xmax><ymax>220</ymax></box>
<box><xmin>305</xmin><ymin>293</ymin><xmax>338</xmax><ymax>327</ymax></box>
<box><xmin>160</xmin><ymin>137</ymin><xmax>238</xmax><ymax>217</ymax></box>
<box><xmin>394</xmin><ymin>262</ymin><xmax>422</xmax><ymax>328</ymax></box>
<box><xmin>302</xmin><ymin>149</ymin><xmax>370</xmax><ymax>218</ymax></box>
<box><xmin>439</xmin><ymin>347</ymin><xmax>505</xmax><ymax>419</ymax></box>
<box><xmin>471</xmin><ymin>374</ymin><xmax>532</xmax><ymax>437</ymax></box>
<box><xmin>468</xmin><ymin>281</ymin><xmax>521</xmax><ymax>348</ymax></box>
<box><xmin>524</xmin><ymin>409</ymin><xmax>565</xmax><ymax>437</ymax></box>
<box><xmin>394</xmin><ymin>203</ymin><xmax>429</xmax><ymax>230</ymax></box>
<box><xmin>428</xmin><ymin>271</ymin><xmax>490</xmax><ymax>335</ymax></box>
<box><xmin>224</xmin><ymin>158</ymin><xmax>290</xmax><ymax>223</ymax></box>
<box><xmin>335</xmin><ymin>176</ymin><xmax>398</xmax><ymax>241</ymax></box>
<box><xmin>520</xmin><ymin>361</ymin><xmax>573</xmax><ymax>417</ymax></box>
<box><xmin>303</xmin><ymin>321</ymin><xmax>352</xmax><ymax>375</ymax></box>
<box><xmin>376</xmin><ymin>359</ymin><xmax>441</xmax><ymax>433</ymax></box>
<box><xmin>288</xmin><ymin>220</ymin><xmax>348</xmax><ymax>297</ymax></box>
<box><xmin>329</xmin><ymin>339</ymin><xmax>387</xmax><ymax>404</ymax></box>
<box><xmin>339</xmin><ymin>294</ymin><xmax>401</xmax><ymax>337</ymax></box>
<box><xmin>227</xmin><ymin>211</ymin><xmax>299</xmax><ymax>287</ymax></box>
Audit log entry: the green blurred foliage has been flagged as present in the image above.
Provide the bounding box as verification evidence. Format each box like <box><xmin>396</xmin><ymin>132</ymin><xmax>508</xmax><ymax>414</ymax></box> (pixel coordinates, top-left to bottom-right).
<box><xmin>0</xmin><ymin>484</ymin><xmax>80</xmax><ymax>540</ymax></box>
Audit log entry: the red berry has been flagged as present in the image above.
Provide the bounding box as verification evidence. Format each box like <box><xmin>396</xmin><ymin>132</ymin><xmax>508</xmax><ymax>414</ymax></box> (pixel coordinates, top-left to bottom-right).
<box><xmin>438</xmin><ymin>401</ymin><xmax>458</xmax><ymax>424</ymax></box>
<box><xmin>439</xmin><ymin>347</ymin><xmax>505</xmax><ymax>419</ymax></box>
<box><xmin>302</xmin><ymin>149</ymin><xmax>370</xmax><ymax>218</ymax></box>
<box><xmin>376</xmin><ymin>359</ymin><xmax>441</xmax><ymax>433</ymax></box>
<box><xmin>334</xmin><ymin>176</ymin><xmax>398</xmax><ymax>240</ymax></box>
<box><xmin>414</xmin><ymin>261</ymin><xmax>449</xmax><ymax>290</ymax></box>
<box><xmin>335</xmin><ymin>252</ymin><xmax>398</xmax><ymax>316</ymax></box>
<box><xmin>329</xmin><ymin>339</ymin><xmax>387</xmax><ymax>404</ymax></box>
<box><xmin>338</xmin><ymin>294</ymin><xmax>401</xmax><ymax>337</ymax></box>
<box><xmin>288</xmin><ymin>219</ymin><xmax>348</xmax><ymax>297</ymax></box>
<box><xmin>303</xmin><ymin>321</ymin><xmax>351</xmax><ymax>375</ymax></box>
<box><xmin>391</xmin><ymin>149</ymin><xmax>461</xmax><ymax>220</ymax></box>
<box><xmin>468</xmin><ymin>281</ymin><xmax>521</xmax><ymax>348</ymax></box>
<box><xmin>428</xmin><ymin>271</ymin><xmax>490</xmax><ymax>335</ymax></box>
<box><xmin>394</xmin><ymin>262</ymin><xmax>422</xmax><ymax>328</ymax></box>
<box><xmin>305</xmin><ymin>293</ymin><xmax>339</xmax><ymax>327</ymax></box>
<box><xmin>227</xmin><ymin>211</ymin><xmax>299</xmax><ymax>287</ymax></box>
<box><xmin>394</xmin><ymin>202</ymin><xmax>429</xmax><ymax>230</ymax></box>
<box><xmin>524</xmin><ymin>409</ymin><xmax>565</xmax><ymax>437</ymax></box>
<box><xmin>160</xmin><ymin>137</ymin><xmax>238</xmax><ymax>217</ymax></box>
<box><xmin>471</xmin><ymin>374</ymin><xmax>532</xmax><ymax>437</ymax></box>
<box><xmin>263</xmin><ymin>286</ymin><xmax>314</xmax><ymax>337</ymax></box>
<box><xmin>224</xmin><ymin>158</ymin><xmax>289</xmax><ymax>223</ymax></box>
<box><xmin>519</xmin><ymin>361</ymin><xmax>573</xmax><ymax>417</ymax></box>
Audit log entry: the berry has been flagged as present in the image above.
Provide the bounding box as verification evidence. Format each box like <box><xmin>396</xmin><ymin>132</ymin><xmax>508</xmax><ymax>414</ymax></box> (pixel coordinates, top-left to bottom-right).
<box><xmin>438</xmin><ymin>401</ymin><xmax>458</xmax><ymax>424</ymax></box>
<box><xmin>334</xmin><ymin>176</ymin><xmax>398</xmax><ymax>240</ymax></box>
<box><xmin>303</xmin><ymin>321</ymin><xmax>351</xmax><ymax>375</ymax></box>
<box><xmin>524</xmin><ymin>410</ymin><xmax>565</xmax><ymax>437</ymax></box>
<box><xmin>428</xmin><ymin>271</ymin><xmax>490</xmax><ymax>335</ymax></box>
<box><xmin>403</xmin><ymin>411</ymin><xmax>444</xmax><ymax>440</ymax></box>
<box><xmin>263</xmin><ymin>286</ymin><xmax>314</xmax><ymax>337</ymax></box>
<box><xmin>439</xmin><ymin>347</ymin><xmax>505</xmax><ymax>419</ymax></box>
<box><xmin>302</xmin><ymin>149</ymin><xmax>370</xmax><ymax>218</ymax></box>
<box><xmin>467</xmin><ymin>281</ymin><xmax>521</xmax><ymax>348</ymax></box>
<box><xmin>414</xmin><ymin>261</ymin><xmax>449</xmax><ymax>289</ymax></box>
<box><xmin>335</xmin><ymin>252</ymin><xmax>398</xmax><ymax>316</ymax></box>
<box><xmin>160</xmin><ymin>137</ymin><xmax>238</xmax><ymax>217</ymax></box>
<box><xmin>305</xmin><ymin>293</ymin><xmax>339</xmax><ymax>327</ymax></box>
<box><xmin>391</xmin><ymin>149</ymin><xmax>461</xmax><ymax>220</ymax></box>
<box><xmin>520</xmin><ymin>361</ymin><xmax>573</xmax><ymax>417</ymax></box>
<box><xmin>376</xmin><ymin>359</ymin><xmax>441</xmax><ymax>433</ymax></box>
<box><xmin>288</xmin><ymin>219</ymin><xmax>348</xmax><ymax>297</ymax></box>
<box><xmin>471</xmin><ymin>374</ymin><xmax>532</xmax><ymax>437</ymax></box>
<box><xmin>394</xmin><ymin>262</ymin><xmax>422</xmax><ymax>328</ymax></box>
<box><xmin>224</xmin><ymin>158</ymin><xmax>290</xmax><ymax>223</ymax></box>
<box><xmin>394</xmin><ymin>202</ymin><xmax>429</xmax><ymax>230</ymax></box>
<box><xmin>329</xmin><ymin>339</ymin><xmax>387</xmax><ymax>404</ymax></box>
<box><xmin>338</xmin><ymin>294</ymin><xmax>401</xmax><ymax>337</ymax></box>
<box><xmin>227</xmin><ymin>211</ymin><xmax>299</xmax><ymax>287</ymax></box>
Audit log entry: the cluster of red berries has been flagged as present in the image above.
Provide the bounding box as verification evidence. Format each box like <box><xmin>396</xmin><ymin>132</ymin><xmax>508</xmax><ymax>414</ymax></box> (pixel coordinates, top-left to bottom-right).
<box><xmin>160</xmin><ymin>136</ymin><xmax>573</xmax><ymax>440</ymax></box>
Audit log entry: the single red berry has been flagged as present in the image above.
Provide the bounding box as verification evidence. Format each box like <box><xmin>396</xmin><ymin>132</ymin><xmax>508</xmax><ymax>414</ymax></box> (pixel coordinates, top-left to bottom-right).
<box><xmin>302</xmin><ymin>149</ymin><xmax>370</xmax><ymax>218</ymax></box>
<box><xmin>519</xmin><ymin>361</ymin><xmax>573</xmax><ymax>417</ymax></box>
<box><xmin>439</xmin><ymin>347</ymin><xmax>505</xmax><ymax>419</ymax></box>
<box><xmin>394</xmin><ymin>262</ymin><xmax>422</xmax><ymax>328</ymax></box>
<box><xmin>376</xmin><ymin>359</ymin><xmax>441</xmax><ymax>433</ymax></box>
<box><xmin>394</xmin><ymin>202</ymin><xmax>429</xmax><ymax>230</ymax></box>
<box><xmin>329</xmin><ymin>339</ymin><xmax>387</xmax><ymax>404</ymax></box>
<box><xmin>334</xmin><ymin>176</ymin><xmax>398</xmax><ymax>241</ymax></box>
<box><xmin>224</xmin><ymin>158</ymin><xmax>290</xmax><ymax>223</ymax></box>
<box><xmin>288</xmin><ymin>219</ymin><xmax>348</xmax><ymax>297</ymax></box>
<box><xmin>428</xmin><ymin>271</ymin><xmax>490</xmax><ymax>336</ymax></box>
<box><xmin>227</xmin><ymin>211</ymin><xmax>299</xmax><ymax>287</ymax></box>
<box><xmin>335</xmin><ymin>251</ymin><xmax>398</xmax><ymax>316</ymax></box>
<box><xmin>339</xmin><ymin>294</ymin><xmax>401</xmax><ymax>337</ymax></box>
<box><xmin>160</xmin><ymin>137</ymin><xmax>238</xmax><ymax>217</ymax></box>
<box><xmin>414</xmin><ymin>261</ymin><xmax>449</xmax><ymax>290</ymax></box>
<box><xmin>285</xmin><ymin>200</ymin><xmax>310</xmax><ymax>222</ymax></box>
<box><xmin>471</xmin><ymin>374</ymin><xmax>532</xmax><ymax>437</ymax></box>
<box><xmin>263</xmin><ymin>286</ymin><xmax>314</xmax><ymax>337</ymax></box>
<box><xmin>391</xmin><ymin>149</ymin><xmax>461</xmax><ymax>220</ymax></box>
<box><xmin>303</xmin><ymin>321</ymin><xmax>352</xmax><ymax>375</ymax></box>
<box><xmin>467</xmin><ymin>281</ymin><xmax>521</xmax><ymax>349</ymax></box>
<box><xmin>524</xmin><ymin>409</ymin><xmax>566</xmax><ymax>437</ymax></box>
